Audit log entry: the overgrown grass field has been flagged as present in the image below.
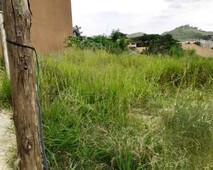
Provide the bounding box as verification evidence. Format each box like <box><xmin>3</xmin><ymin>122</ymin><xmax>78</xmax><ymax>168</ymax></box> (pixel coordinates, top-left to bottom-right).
<box><xmin>0</xmin><ymin>48</ymin><xmax>213</xmax><ymax>169</ymax></box>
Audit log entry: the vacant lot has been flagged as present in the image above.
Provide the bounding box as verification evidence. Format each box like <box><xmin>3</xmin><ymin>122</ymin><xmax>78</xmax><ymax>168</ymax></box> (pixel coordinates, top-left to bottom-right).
<box><xmin>0</xmin><ymin>48</ymin><xmax>213</xmax><ymax>169</ymax></box>
<box><xmin>182</xmin><ymin>44</ymin><xmax>213</xmax><ymax>57</ymax></box>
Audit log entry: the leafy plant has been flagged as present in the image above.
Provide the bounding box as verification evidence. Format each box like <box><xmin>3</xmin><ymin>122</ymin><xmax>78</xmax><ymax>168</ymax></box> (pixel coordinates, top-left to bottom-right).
<box><xmin>66</xmin><ymin>29</ymin><xmax>130</xmax><ymax>54</ymax></box>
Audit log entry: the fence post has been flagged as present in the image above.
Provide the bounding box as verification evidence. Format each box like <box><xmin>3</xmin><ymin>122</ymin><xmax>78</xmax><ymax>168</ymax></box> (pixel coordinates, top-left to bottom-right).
<box><xmin>2</xmin><ymin>0</ymin><xmax>43</xmax><ymax>169</ymax></box>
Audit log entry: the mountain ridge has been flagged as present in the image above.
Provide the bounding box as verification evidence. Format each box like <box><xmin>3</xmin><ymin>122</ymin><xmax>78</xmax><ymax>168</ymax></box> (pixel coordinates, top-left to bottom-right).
<box><xmin>127</xmin><ymin>32</ymin><xmax>144</xmax><ymax>38</ymax></box>
<box><xmin>127</xmin><ymin>25</ymin><xmax>213</xmax><ymax>41</ymax></box>
<box><xmin>162</xmin><ymin>25</ymin><xmax>213</xmax><ymax>41</ymax></box>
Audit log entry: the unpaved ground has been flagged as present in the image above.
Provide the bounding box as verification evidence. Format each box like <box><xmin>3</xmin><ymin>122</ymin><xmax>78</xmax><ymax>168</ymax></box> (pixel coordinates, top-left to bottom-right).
<box><xmin>0</xmin><ymin>110</ymin><xmax>15</xmax><ymax>170</ymax></box>
<box><xmin>182</xmin><ymin>44</ymin><xmax>213</xmax><ymax>57</ymax></box>
<box><xmin>135</xmin><ymin>44</ymin><xmax>213</xmax><ymax>57</ymax></box>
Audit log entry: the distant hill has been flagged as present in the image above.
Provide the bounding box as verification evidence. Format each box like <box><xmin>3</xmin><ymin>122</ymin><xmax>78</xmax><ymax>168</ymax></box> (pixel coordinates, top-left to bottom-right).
<box><xmin>127</xmin><ymin>32</ymin><xmax>144</xmax><ymax>38</ymax></box>
<box><xmin>162</xmin><ymin>25</ymin><xmax>213</xmax><ymax>41</ymax></box>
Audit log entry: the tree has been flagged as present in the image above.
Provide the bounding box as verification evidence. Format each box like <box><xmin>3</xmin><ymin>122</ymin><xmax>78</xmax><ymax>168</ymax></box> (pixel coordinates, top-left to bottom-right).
<box><xmin>110</xmin><ymin>29</ymin><xmax>129</xmax><ymax>50</ymax></box>
<box><xmin>132</xmin><ymin>34</ymin><xmax>182</xmax><ymax>55</ymax></box>
<box><xmin>3</xmin><ymin>0</ymin><xmax>43</xmax><ymax>169</ymax></box>
<box><xmin>110</xmin><ymin>29</ymin><xmax>127</xmax><ymax>42</ymax></box>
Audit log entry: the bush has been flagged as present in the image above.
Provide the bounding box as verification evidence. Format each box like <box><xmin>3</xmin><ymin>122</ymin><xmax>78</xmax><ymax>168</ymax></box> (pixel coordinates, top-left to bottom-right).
<box><xmin>168</xmin><ymin>46</ymin><xmax>185</xmax><ymax>57</ymax></box>
<box><xmin>66</xmin><ymin>36</ymin><xmax>125</xmax><ymax>54</ymax></box>
<box><xmin>194</xmin><ymin>41</ymin><xmax>201</xmax><ymax>46</ymax></box>
<box><xmin>66</xmin><ymin>29</ymin><xmax>130</xmax><ymax>54</ymax></box>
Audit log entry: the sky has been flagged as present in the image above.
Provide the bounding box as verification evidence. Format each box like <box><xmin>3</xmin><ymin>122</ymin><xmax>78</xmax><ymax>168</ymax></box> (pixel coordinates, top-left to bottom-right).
<box><xmin>72</xmin><ymin>0</ymin><xmax>213</xmax><ymax>36</ymax></box>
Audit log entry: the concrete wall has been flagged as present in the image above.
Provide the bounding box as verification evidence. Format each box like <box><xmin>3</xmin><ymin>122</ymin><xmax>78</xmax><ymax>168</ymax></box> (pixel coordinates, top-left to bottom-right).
<box><xmin>29</xmin><ymin>0</ymin><xmax>72</xmax><ymax>53</ymax></box>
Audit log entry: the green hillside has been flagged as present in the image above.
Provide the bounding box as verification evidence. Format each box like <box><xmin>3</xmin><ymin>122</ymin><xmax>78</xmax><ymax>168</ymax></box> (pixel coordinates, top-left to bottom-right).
<box><xmin>162</xmin><ymin>25</ymin><xmax>213</xmax><ymax>41</ymax></box>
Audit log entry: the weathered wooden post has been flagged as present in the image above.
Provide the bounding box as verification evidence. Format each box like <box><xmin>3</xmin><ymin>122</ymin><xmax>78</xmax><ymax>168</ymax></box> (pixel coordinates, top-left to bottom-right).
<box><xmin>2</xmin><ymin>0</ymin><xmax>43</xmax><ymax>169</ymax></box>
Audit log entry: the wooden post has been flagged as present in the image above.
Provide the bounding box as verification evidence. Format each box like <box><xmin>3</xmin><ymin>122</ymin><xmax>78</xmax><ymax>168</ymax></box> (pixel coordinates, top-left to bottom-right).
<box><xmin>0</xmin><ymin>12</ymin><xmax>10</xmax><ymax>77</ymax></box>
<box><xmin>2</xmin><ymin>0</ymin><xmax>43</xmax><ymax>169</ymax></box>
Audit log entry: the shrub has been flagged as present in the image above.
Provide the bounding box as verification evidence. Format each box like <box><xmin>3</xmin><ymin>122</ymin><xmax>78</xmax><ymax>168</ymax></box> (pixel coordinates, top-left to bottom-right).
<box><xmin>194</xmin><ymin>41</ymin><xmax>201</xmax><ymax>46</ymax></box>
<box><xmin>66</xmin><ymin>29</ymin><xmax>130</xmax><ymax>54</ymax></box>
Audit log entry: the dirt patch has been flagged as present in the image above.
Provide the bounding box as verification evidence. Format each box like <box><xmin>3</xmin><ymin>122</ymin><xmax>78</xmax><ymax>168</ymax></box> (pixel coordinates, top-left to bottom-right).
<box><xmin>182</xmin><ymin>44</ymin><xmax>213</xmax><ymax>57</ymax></box>
<box><xmin>0</xmin><ymin>110</ymin><xmax>15</xmax><ymax>170</ymax></box>
<box><xmin>136</xmin><ymin>47</ymin><xmax>146</xmax><ymax>53</ymax></box>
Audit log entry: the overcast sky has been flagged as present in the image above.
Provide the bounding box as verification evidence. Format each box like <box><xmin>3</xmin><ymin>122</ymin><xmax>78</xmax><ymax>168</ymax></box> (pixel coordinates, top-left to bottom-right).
<box><xmin>72</xmin><ymin>0</ymin><xmax>213</xmax><ymax>36</ymax></box>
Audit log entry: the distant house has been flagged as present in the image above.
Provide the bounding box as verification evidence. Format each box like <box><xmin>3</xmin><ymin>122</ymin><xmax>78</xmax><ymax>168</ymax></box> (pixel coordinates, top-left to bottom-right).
<box><xmin>180</xmin><ymin>39</ymin><xmax>213</xmax><ymax>49</ymax></box>
<box><xmin>181</xmin><ymin>41</ymin><xmax>197</xmax><ymax>45</ymax></box>
<box><xmin>128</xmin><ymin>43</ymin><xmax>137</xmax><ymax>49</ymax></box>
<box><xmin>0</xmin><ymin>0</ymin><xmax>73</xmax><ymax>53</ymax></box>
<box><xmin>200</xmin><ymin>40</ymin><xmax>213</xmax><ymax>48</ymax></box>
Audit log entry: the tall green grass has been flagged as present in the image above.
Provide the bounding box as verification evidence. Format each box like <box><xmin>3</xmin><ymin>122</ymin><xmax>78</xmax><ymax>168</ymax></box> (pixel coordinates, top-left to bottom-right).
<box><xmin>0</xmin><ymin>57</ymin><xmax>11</xmax><ymax>109</ymax></box>
<box><xmin>0</xmin><ymin>48</ymin><xmax>212</xmax><ymax>169</ymax></box>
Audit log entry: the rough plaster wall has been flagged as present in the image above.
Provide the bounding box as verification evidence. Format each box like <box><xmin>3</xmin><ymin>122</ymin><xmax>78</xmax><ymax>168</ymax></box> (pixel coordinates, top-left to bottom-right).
<box><xmin>29</xmin><ymin>0</ymin><xmax>72</xmax><ymax>53</ymax></box>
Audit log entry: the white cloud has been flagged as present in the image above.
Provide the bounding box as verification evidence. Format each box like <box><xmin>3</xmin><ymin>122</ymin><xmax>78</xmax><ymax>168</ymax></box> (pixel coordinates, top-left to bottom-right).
<box><xmin>71</xmin><ymin>0</ymin><xmax>213</xmax><ymax>36</ymax></box>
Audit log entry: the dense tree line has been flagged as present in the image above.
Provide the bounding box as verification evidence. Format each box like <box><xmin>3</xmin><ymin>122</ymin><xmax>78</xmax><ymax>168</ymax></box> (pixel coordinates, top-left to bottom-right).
<box><xmin>131</xmin><ymin>34</ymin><xmax>183</xmax><ymax>55</ymax></box>
<box><xmin>67</xmin><ymin>26</ymin><xmax>185</xmax><ymax>56</ymax></box>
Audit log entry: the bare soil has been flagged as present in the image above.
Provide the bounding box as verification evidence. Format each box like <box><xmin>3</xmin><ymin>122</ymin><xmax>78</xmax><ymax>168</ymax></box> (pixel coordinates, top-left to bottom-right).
<box><xmin>0</xmin><ymin>110</ymin><xmax>15</xmax><ymax>170</ymax></box>
<box><xmin>182</xmin><ymin>44</ymin><xmax>213</xmax><ymax>57</ymax></box>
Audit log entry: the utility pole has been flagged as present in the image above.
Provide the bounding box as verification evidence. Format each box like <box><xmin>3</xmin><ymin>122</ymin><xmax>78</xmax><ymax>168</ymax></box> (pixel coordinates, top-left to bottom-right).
<box><xmin>2</xmin><ymin>0</ymin><xmax>43</xmax><ymax>169</ymax></box>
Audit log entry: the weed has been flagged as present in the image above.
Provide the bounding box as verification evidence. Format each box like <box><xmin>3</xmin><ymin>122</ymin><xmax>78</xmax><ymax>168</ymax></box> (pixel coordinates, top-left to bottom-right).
<box><xmin>0</xmin><ymin>48</ymin><xmax>212</xmax><ymax>169</ymax></box>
